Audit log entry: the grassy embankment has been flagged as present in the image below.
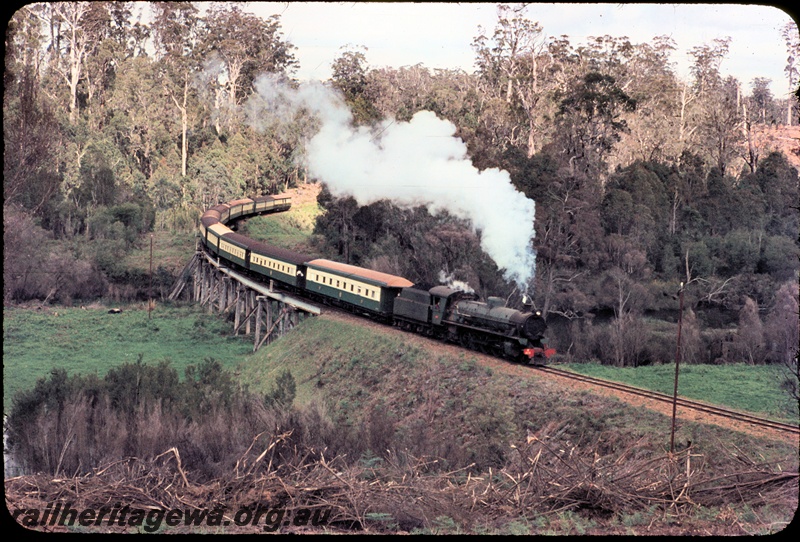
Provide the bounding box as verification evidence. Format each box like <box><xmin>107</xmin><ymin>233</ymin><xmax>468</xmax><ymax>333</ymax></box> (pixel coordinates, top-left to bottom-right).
<box><xmin>236</xmin><ymin>315</ymin><xmax>798</xmax><ymax>537</ymax></box>
<box><xmin>238</xmin><ymin>316</ymin><xmax>797</xmax><ymax>461</ymax></box>
<box><xmin>562</xmin><ymin>362</ymin><xmax>798</xmax><ymax>422</ymax></box>
<box><xmin>239</xmin><ymin>191</ymin><xmax>323</xmax><ymax>252</ymax></box>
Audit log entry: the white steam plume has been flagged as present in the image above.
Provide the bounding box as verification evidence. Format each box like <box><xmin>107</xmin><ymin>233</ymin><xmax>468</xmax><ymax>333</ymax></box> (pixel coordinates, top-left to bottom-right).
<box><xmin>437</xmin><ymin>270</ymin><xmax>475</xmax><ymax>294</ymax></box>
<box><xmin>248</xmin><ymin>74</ymin><xmax>537</xmax><ymax>290</ymax></box>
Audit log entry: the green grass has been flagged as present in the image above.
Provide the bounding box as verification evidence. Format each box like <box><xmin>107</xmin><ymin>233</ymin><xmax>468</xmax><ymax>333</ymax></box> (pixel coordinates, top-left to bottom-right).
<box><xmin>241</xmin><ymin>198</ymin><xmax>322</xmax><ymax>250</ymax></box>
<box><xmin>238</xmin><ymin>316</ymin><xmax>415</xmax><ymax>406</ymax></box>
<box><xmin>561</xmin><ymin>362</ymin><xmax>798</xmax><ymax>421</ymax></box>
<box><xmin>2</xmin><ymin>305</ymin><xmax>254</xmax><ymax>413</ymax></box>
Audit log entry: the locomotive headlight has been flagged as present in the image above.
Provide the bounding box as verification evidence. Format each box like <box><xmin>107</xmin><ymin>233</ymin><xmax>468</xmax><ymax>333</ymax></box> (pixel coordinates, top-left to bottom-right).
<box><xmin>535</xmin><ymin>311</ymin><xmax>541</xmax><ymax>316</ymax></box>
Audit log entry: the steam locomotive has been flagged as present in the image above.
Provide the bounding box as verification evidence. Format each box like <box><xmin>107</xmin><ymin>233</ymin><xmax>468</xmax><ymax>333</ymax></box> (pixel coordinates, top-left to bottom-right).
<box><xmin>199</xmin><ymin>194</ymin><xmax>554</xmax><ymax>364</ymax></box>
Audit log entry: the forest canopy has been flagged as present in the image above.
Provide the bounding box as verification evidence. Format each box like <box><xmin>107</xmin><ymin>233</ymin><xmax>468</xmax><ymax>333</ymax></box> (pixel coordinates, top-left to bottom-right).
<box><xmin>4</xmin><ymin>2</ymin><xmax>799</xmax><ymax>369</ymax></box>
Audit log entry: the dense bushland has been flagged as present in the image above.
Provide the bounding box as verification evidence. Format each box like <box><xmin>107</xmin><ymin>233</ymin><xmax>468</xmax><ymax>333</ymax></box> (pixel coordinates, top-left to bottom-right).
<box><xmin>6</xmin><ymin>358</ymin><xmax>305</xmax><ymax>480</ymax></box>
<box><xmin>3</xmin><ymin>2</ymin><xmax>797</xmax><ymax>425</ymax></box>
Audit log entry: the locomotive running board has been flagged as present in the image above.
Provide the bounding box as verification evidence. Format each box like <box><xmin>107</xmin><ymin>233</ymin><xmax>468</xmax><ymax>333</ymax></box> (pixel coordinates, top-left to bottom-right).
<box><xmin>202</xmin><ymin>252</ymin><xmax>322</xmax><ymax>315</ymax></box>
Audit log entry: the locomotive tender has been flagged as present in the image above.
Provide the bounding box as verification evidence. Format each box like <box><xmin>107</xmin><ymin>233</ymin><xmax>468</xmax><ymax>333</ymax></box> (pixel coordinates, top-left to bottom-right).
<box><xmin>198</xmin><ymin>194</ymin><xmax>553</xmax><ymax>364</ymax></box>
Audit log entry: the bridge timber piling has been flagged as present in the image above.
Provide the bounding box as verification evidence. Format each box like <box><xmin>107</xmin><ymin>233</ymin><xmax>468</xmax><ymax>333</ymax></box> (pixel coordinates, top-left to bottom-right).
<box><xmin>169</xmin><ymin>248</ymin><xmax>320</xmax><ymax>351</ymax></box>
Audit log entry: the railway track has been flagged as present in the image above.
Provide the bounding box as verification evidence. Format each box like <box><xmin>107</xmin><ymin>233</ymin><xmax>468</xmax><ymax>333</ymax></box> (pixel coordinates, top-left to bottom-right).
<box><xmin>312</xmin><ymin>306</ymin><xmax>800</xmax><ymax>438</ymax></box>
<box><xmin>532</xmin><ymin>365</ymin><xmax>800</xmax><ymax>437</ymax></box>
<box><xmin>204</xmin><ymin>240</ymin><xmax>798</xmax><ymax>440</ymax></box>
<box><xmin>323</xmin><ymin>305</ymin><xmax>799</xmax><ymax>438</ymax></box>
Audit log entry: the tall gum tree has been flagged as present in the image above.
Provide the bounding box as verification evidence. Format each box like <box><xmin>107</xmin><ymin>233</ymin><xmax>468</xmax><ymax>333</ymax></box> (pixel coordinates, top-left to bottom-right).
<box><xmin>41</xmin><ymin>2</ymin><xmax>94</xmax><ymax>124</ymax></box>
<box><xmin>200</xmin><ymin>4</ymin><xmax>297</xmax><ymax>134</ymax></box>
<box><xmin>781</xmin><ymin>21</ymin><xmax>799</xmax><ymax>126</ymax></box>
<box><xmin>471</xmin><ymin>4</ymin><xmax>547</xmax><ymax>158</ymax></box>
<box><xmin>151</xmin><ymin>1</ymin><xmax>201</xmax><ymax>181</ymax></box>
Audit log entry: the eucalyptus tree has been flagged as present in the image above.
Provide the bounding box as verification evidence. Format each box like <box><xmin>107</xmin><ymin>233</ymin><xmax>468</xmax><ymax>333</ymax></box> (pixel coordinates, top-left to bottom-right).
<box><xmin>554</xmin><ymin>71</ymin><xmax>636</xmax><ymax>180</ymax></box>
<box><xmin>736</xmin><ymin>77</ymin><xmax>779</xmax><ymax>173</ymax></box>
<box><xmin>781</xmin><ymin>21</ymin><xmax>799</xmax><ymax>125</ymax></box>
<box><xmin>4</xmin><ymin>5</ymin><xmax>62</xmax><ymax>217</ymax></box>
<box><xmin>471</xmin><ymin>4</ymin><xmax>547</xmax><ymax>159</ymax></box>
<box><xmin>698</xmin><ymin>74</ymin><xmax>744</xmax><ymax>176</ymax></box>
<box><xmin>676</xmin><ymin>38</ymin><xmax>732</xmax><ymax>153</ymax></box>
<box><xmin>564</xmin><ymin>34</ymin><xmax>683</xmax><ymax>171</ymax></box>
<box><xmin>527</xmin><ymin>159</ymin><xmax>604</xmax><ymax>320</ymax></box>
<box><xmin>681</xmin><ymin>37</ymin><xmax>737</xmax><ymax>170</ymax></box>
<box><xmin>108</xmin><ymin>56</ymin><xmax>175</xmax><ymax>181</ymax></box>
<box><xmin>150</xmin><ymin>1</ymin><xmax>202</xmax><ymax>180</ymax></box>
<box><xmin>472</xmin><ymin>4</ymin><xmax>542</xmax><ymax>104</ymax></box>
<box><xmin>330</xmin><ymin>46</ymin><xmax>382</xmax><ymax>125</ymax></box>
<box><xmin>689</xmin><ymin>37</ymin><xmax>731</xmax><ymax>98</ymax></box>
<box><xmin>679</xmin><ymin>37</ymin><xmax>760</xmax><ymax>177</ymax></box>
<box><xmin>37</xmin><ymin>1</ymin><xmax>104</xmax><ymax>124</ymax></box>
<box><xmin>748</xmin><ymin>77</ymin><xmax>777</xmax><ymax>124</ymax></box>
<box><xmin>366</xmin><ymin>64</ymin><xmax>480</xmax><ymax>151</ymax></box>
<box><xmin>370</xmin><ymin>64</ymin><xmax>434</xmax><ymax>122</ymax></box>
<box><xmin>199</xmin><ymin>4</ymin><xmax>298</xmax><ymax>134</ymax></box>
<box><xmin>75</xmin><ymin>2</ymin><xmax>134</xmax><ymax>126</ymax></box>
<box><xmin>10</xmin><ymin>3</ymin><xmax>110</xmax><ymax>235</ymax></box>
<box><xmin>613</xmin><ymin>36</ymin><xmax>682</xmax><ymax>166</ymax></box>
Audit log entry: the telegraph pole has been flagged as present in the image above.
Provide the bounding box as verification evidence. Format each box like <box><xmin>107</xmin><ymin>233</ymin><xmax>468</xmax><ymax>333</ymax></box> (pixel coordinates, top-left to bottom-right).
<box><xmin>670</xmin><ymin>282</ymin><xmax>684</xmax><ymax>454</ymax></box>
<box><xmin>148</xmin><ymin>234</ymin><xmax>154</xmax><ymax>320</ymax></box>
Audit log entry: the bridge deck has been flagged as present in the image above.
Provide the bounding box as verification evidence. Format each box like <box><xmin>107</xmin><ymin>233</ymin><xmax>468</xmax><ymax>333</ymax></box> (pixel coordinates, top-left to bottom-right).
<box><xmin>202</xmin><ymin>251</ymin><xmax>321</xmax><ymax>315</ymax></box>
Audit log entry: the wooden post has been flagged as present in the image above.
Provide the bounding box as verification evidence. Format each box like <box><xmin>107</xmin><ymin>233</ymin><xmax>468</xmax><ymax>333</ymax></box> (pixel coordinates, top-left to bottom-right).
<box><xmin>208</xmin><ymin>269</ymin><xmax>219</xmax><ymax>314</ymax></box>
<box><xmin>670</xmin><ymin>282</ymin><xmax>685</xmax><ymax>454</ymax></box>
<box><xmin>219</xmin><ymin>276</ymin><xmax>228</xmax><ymax>313</ymax></box>
<box><xmin>148</xmin><ymin>234</ymin><xmax>153</xmax><ymax>320</ymax></box>
<box><xmin>233</xmin><ymin>285</ymin><xmax>242</xmax><ymax>333</ymax></box>
<box><xmin>197</xmin><ymin>262</ymin><xmax>204</xmax><ymax>304</ymax></box>
<box><xmin>254</xmin><ymin>297</ymin><xmax>264</xmax><ymax>351</ymax></box>
<box><xmin>266</xmin><ymin>299</ymin><xmax>273</xmax><ymax>338</ymax></box>
<box><xmin>202</xmin><ymin>264</ymin><xmax>212</xmax><ymax>309</ymax></box>
<box><xmin>193</xmin><ymin>260</ymin><xmax>201</xmax><ymax>302</ymax></box>
<box><xmin>245</xmin><ymin>290</ymin><xmax>254</xmax><ymax>335</ymax></box>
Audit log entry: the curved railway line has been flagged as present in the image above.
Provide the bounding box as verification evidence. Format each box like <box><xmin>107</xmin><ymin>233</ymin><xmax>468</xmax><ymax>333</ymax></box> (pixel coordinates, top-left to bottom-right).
<box><xmin>321</xmin><ymin>306</ymin><xmax>799</xmax><ymax>440</ymax></box>
<box><xmin>532</xmin><ymin>365</ymin><xmax>800</xmax><ymax>437</ymax></box>
<box><xmin>195</xmin><ymin>188</ymin><xmax>798</xmax><ymax>442</ymax></box>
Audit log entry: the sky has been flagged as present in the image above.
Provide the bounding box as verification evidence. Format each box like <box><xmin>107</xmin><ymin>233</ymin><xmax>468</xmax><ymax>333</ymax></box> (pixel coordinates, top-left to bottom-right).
<box><xmin>239</xmin><ymin>2</ymin><xmax>798</xmax><ymax>97</ymax></box>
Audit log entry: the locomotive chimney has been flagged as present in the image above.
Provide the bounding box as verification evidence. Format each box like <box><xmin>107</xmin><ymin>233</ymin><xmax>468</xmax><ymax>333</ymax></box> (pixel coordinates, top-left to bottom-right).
<box><xmin>522</xmin><ymin>293</ymin><xmax>533</xmax><ymax>310</ymax></box>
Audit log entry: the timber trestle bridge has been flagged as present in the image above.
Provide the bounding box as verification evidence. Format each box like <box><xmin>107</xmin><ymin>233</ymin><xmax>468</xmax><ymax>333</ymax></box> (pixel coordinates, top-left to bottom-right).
<box><xmin>168</xmin><ymin>246</ymin><xmax>321</xmax><ymax>352</ymax></box>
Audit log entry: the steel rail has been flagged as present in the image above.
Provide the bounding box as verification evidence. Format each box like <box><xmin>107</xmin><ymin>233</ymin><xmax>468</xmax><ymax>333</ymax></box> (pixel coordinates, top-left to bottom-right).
<box><xmin>533</xmin><ymin>365</ymin><xmax>800</xmax><ymax>436</ymax></box>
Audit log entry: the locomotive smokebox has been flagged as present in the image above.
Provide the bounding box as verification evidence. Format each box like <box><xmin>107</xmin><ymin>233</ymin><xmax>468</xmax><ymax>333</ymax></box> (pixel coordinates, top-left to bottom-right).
<box><xmin>521</xmin><ymin>313</ymin><xmax>547</xmax><ymax>341</ymax></box>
